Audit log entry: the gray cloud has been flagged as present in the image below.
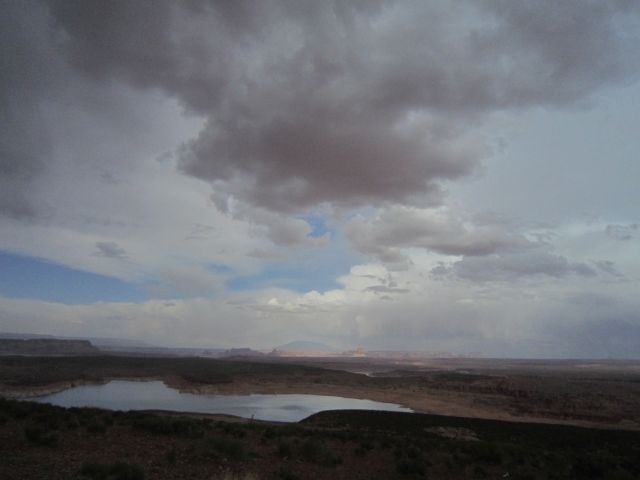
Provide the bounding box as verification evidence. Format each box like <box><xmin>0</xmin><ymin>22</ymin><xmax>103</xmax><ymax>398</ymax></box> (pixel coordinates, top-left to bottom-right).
<box><xmin>93</xmin><ymin>241</ymin><xmax>128</xmax><ymax>260</ymax></box>
<box><xmin>365</xmin><ymin>285</ymin><xmax>409</xmax><ymax>295</ymax></box>
<box><xmin>361</xmin><ymin>271</ymin><xmax>409</xmax><ymax>295</ymax></box>
<box><xmin>0</xmin><ymin>1</ymin><xmax>58</xmax><ymax>218</ymax></box>
<box><xmin>35</xmin><ymin>0</ymin><xmax>640</xmax><ymax>214</ymax></box>
<box><xmin>211</xmin><ymin>192</ymin><xmax>326</xmax><ymax>246</ymax></box>
<box><xmin>435</xmin><ymin>251</ymin><xmax>597</xmax><ymax>282</ymax></box>
<box><xmin>606</xmin><ymin>223</ymin><xmax>639</xmax><ymax>241</ymax></box>
<box><xmin>347</xmin><ymin>207</ymin><xmax>531</xmax><ymax>266</ymax></box>
<box><xmin>184</xmin><ymin>223</ymin><xmax>216</xmax><ymax>241</ymax></box>
<box><xmin>594</xmin><ymin>260</ymin><xmax>624</xmax><ymax>278</ymax></box>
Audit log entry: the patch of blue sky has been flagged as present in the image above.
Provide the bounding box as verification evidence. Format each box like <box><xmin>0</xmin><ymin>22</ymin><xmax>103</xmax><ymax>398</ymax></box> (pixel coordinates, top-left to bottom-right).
<box><xmin>0</xmin><ymin>251</ymin><xmax>147</xmax><ymax>304</ymax></box>
<box><xmin>227</xmin><ymin>230</ymin><xmax>362</xmax><ymax>293</ymax></box>
<box><xmin>299</xmin><ymin>211</ymin><xmax>331</xmax><ymax>238</ymax></box>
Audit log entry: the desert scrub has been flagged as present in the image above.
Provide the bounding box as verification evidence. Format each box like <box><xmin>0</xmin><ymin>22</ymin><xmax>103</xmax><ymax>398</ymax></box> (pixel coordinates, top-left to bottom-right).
<box><xmin>394</xmin><ymin>443</ymin><xmax>426</xmax><ymax>476</ymax></box>
<box><xmin>220</xmin><ymin>421</ymin><xmax>247</xmax><ymax>438</ymax></box>
<box><xmin>262</xmin><ymin>426</ymin><xmax>277</xmax><ymax>441</ymax></box>
<box><xmin>23</xmin><ymin>424</ymin><xmax>58</xmax><ymax>447</ymax></box>
<box><xmin>165</xmin><ymin>446</ymin><xmax>177</xmax><ymax>465</ymax></box>
<box><xmin>275</xmin><ymin>439</ymin><xmax>291</xmax><ymax>458</ymax></box>
<box><xmin>299</xmin><ymin>438</ymin><xmax>342</xmax><ymax>466</ymax></box>
<box><xmin>130</xmin><ymin>413</ymin><xmax>205</xmax><ymax>438</ymax></box>
<box><xmin>86</xmin><ymin>419</ymin><xmax>108</xmax><ymax>435</ymax></box>
<box><xmin>207</xmin><ymin>436</ymin><xmax>246</xmax><ymax>461</ymax></box>
<box><xmin>355</xmin><ymin>436</ymin><xmax>376</xmax><ymax>456</ymax></box>
<box><xmin>395</xmin><ymin>457</ymin><xmax>425</xmax><ymax>476</ymax></box>
<box><xmin>462</xmin><ymin>440</ymin><xmax>502</xmax><ymax>465</ymax></box>
<box><xmin>80</xmin><ymin>462</ymin><xmax>145</xmax><ymax>480</ymax></box>
<box><xmin>275</xmin><ymin>468</ymin><xmax>300</xmax><ymax>480</ymax></box>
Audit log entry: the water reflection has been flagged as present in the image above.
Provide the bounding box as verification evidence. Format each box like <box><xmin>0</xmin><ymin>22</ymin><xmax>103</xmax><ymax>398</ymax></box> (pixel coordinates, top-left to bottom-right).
<box><xmin>31</xmin><ymin>380</ymin><xmax>411</xmax><ymax>422</ymax></box>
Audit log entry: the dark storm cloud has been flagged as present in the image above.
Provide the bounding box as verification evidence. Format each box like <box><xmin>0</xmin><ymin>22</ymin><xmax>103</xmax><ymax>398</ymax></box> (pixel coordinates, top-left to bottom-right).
<box><xmin>434</xmin><ymin>251</ymin><xmax>597</xmax><ymax>282</ymax></box>
<box><xmin>0</xmin><ymin>1</ymin><xmax>58</xmax><ymax>218</ymax></box>
<box><xmin>32</xmin><ymin>0</ymin><xmax>640</xmax><ymax>214</ymax></box>
<box><xmin>93</xmin><ymin>241</ymin><xmax>128</xmax><ymax>260</ymax></box>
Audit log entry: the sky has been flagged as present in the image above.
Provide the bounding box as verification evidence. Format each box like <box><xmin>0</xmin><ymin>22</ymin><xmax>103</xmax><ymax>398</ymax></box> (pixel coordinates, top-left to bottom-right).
<box><xmin>1</xmin><ymin>0</ymin><xmax>639</xmax><ymax>357</ymax></box>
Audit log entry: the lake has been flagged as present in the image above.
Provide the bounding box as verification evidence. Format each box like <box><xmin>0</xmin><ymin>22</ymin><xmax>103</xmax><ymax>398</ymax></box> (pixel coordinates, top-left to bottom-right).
<box><xmin>31</xmin><ymin>380</ymin><xmax>412</xmax><ymax>422</ymax></box>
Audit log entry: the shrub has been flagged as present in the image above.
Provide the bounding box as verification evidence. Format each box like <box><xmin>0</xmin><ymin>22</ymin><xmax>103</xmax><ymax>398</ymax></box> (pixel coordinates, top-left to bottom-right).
<box><xmin>66</xmin><ymin>416</ymin><xmax>81</xmax><ymax>430</ymax></box>
<box><xmin>263</xmin><ymin>427</ymin><xmax>277</xmax><ymax>440</ymax></box>
<box><xmin>80</xmin><ymin>462</ymin><xmax>145</xmax><ymax>480</ymax></box>
<box><xmin>209</xmin><ymin>436</ymin><xmax>246</xmax><ymax>461</ymax></box>
<box><xmin>359</xmin><ymin>438</ymin><xmax>375</xmax><ymax>451</ymax></box>
<box><xmin>131</xmin><ymin>414</ymin><xmax>204</xmax><ymax>438</ymax></box>
<box><xmin>379</xmin><ymin>435</ymin><xmax>393</xmax><ymax>449</ymax></box>
<box><xmin>319</xmin><ymin>450</ymin><xmax>343</xmax><ymax>467</ymax></box>
<box><xmin>300</xmin><ymin>438</ymin><xmax>321</xmax><ymax>462</ymax></box>
<box><xmin>473</xmin><ymin>465</ymin><xmax>488</xmax><ymax>478</ymax></box>
<box><xmin>24</xmin><ymin>425</ymin><xmax>58</xmax><ymax>447</ymax></box>
<box><xmin>275</xmin><ymin>468</ymin><xmax>300</xmax><ymax>480</ymax></box>
<box><xmin>395</xmin><ymin>458</ymin><xmax>425</xmax><ymax>476</ymax></box>
<box><xmin>394</xmin><ymin>443</ymin><xmax>426</xmax><ymax>476</ymax></box>
<box><xmin>571</xmin><ymin>456</ymin><xmax>605</xmax><ymax>479</ymax></box>
<box><xmin>354</xmin><ymin>445</ymin><xmax>367</xmax><ymax>456</ymax></box>
<box><xmin>277</xmin><ymin>440</ymin><xmax>293</xmax><ymax>458</ymax></box>
<box><xmin>221</xmin><ymin>422</ymin><xmax>247</xmax><ymax>438</ymax></box>
<box><xmin>86</xmin><ymin>420</ymin><xmax>107</xmax><ymax>435</ymax></box>
<box><xmin>165</xmin><ymin>447</ymin><xmax>177</xmax><ymax>465</ymax></box>
<box><xmin>35</xmin><ymin>412</ymin><xmax>59</xmax><ymax>429</ymax></box>
<box><xmin>298</xmin><ymin>438</ymin><xmax>341</xmax><ymax>466</ymax></box>
<box><xmin>466</xmin><ymin>441</ymin><xmax>502</xmax><ymax>465</ymax></box>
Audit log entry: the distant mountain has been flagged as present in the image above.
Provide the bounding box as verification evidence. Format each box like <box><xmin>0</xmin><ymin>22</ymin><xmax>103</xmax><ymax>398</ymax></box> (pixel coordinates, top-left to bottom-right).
<box><xmin>219</xmin><ymin>347</ymin><xmax>266</xmax><ymax>358</ymax></box>
<box><xmin>0</xmin><ymin>332</ymin><xmax>57</xmax><ymax>340</ymax></box>
<box><xmin>0</xmin><ymin>332</ymin><xmax>154</xmax><ymax>349</ymax></box>
<box><xmin>0</xmin><ymin>338</ymin><xmax>100</xmax><ymax>356</ymax></box>
<box><xmin>275</xmin><ymin>341</ymin><xmax>339</xmax><ymax>353</ymax></box>
<box><xmin>87</xmin><ymin>337</ymin><xmax>154</xmax><ymax>348</ymax></box>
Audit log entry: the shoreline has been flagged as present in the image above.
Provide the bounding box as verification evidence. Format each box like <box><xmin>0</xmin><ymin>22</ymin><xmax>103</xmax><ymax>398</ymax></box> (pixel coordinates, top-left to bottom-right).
<box><xmin>2</xmin><ymin>375</ymin><xmax>639</xmax><ymax>431</ymax></box>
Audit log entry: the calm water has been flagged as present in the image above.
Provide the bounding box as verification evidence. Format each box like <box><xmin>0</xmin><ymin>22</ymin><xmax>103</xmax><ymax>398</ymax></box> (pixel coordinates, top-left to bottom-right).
<box><xmin>31</xmin><ymin>380</ymin><xmax>412</xmax><ymax>422</ymax></box>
